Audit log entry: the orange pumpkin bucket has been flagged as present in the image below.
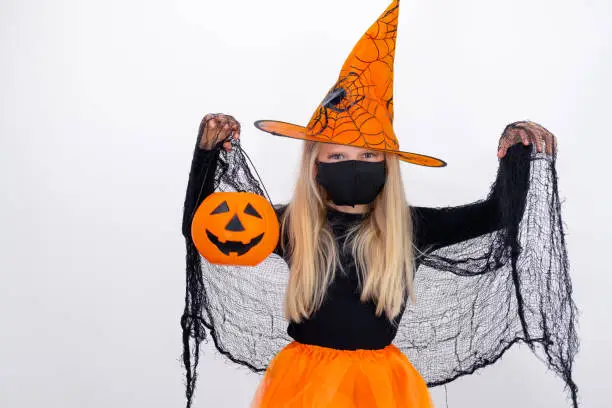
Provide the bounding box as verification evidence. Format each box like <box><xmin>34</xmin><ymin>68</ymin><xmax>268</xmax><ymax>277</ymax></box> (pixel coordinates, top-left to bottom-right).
<box><xmin>191</xmin><ymin>192</ymin><xmax>280</xmax><ymax>266</ymax></box>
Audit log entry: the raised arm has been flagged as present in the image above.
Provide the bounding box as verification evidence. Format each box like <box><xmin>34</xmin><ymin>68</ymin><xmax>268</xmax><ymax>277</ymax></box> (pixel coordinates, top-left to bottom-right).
<box><xmin>412</xmin><ymin>120</ymin><xmax>557</xmax><ymax>254</ymax></box>
<box><xmin>412</xmin><ymin>197</ymin><xmax>506</xmax><ymax>255</ymax></box>
<box><xmin>181</xmin><ymin>113</ymin><xmax>241</xmax><ymax>238</ymax></box>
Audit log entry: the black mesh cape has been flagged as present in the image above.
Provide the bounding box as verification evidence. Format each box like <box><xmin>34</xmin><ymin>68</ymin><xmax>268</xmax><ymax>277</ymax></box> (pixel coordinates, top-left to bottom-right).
<box><xmin>180</xmin><ymin>137</ymin><xmax>578</xmax><ymax>407</ymax></box>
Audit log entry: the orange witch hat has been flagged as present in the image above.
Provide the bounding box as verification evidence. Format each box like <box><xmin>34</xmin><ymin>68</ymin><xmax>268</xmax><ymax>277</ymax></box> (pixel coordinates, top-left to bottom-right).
<box><xmin>254</xmin><ymin>0</ymin><xmax>446</xmax><ymax>167</ymax></box>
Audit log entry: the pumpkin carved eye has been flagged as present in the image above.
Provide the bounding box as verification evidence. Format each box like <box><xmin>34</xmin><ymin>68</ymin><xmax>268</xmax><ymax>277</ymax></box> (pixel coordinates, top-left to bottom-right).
<box><xmin>244</xmin><ymin>203</ymin><xmax>262</xmax><ymax>219</ymax></box>
<box><xmin>211</xmin><ymin>201</ymin><xmax>230</xmax><ymax>214</ymax></box>
<box><xmin>191</xmin><ymin>192</ymin><xmax>280</xmax><ymax>266</ymax></box>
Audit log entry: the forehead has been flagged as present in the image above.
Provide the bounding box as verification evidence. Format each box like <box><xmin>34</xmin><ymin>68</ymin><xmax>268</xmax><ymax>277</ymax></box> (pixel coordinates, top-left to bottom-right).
<box><xmin>317</xmin><ymin>143</ymin><xmax>376</xmax><ymax>155</ymax></box>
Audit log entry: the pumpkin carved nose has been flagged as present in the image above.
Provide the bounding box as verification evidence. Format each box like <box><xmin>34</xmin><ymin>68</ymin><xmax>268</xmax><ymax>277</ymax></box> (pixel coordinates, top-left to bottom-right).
<box><xmin>225</xmin><ymin>214</ymin><xmax>245</xmax><ymax>232</ymax></box>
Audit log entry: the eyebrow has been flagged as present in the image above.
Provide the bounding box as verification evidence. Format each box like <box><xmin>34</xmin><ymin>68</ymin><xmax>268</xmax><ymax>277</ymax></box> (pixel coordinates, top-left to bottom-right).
<box><xmin>325</xmin><ymin>150</ymin><xmax>378</xmax><ymax>156</ymax></box>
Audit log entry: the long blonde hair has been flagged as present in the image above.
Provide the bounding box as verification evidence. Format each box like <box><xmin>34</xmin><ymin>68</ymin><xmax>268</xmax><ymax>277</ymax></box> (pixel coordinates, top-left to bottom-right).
<box><xmin>280</xmin><ymin>141</ymin><xmax>415</xmax><ymax>323</ymax></box>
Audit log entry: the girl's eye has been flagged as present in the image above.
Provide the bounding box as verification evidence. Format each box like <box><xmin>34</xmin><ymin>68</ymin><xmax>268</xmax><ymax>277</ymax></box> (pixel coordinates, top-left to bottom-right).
<box><xmin>363</xmin><ymin>152</ymin><xmax>378</xmax><ymax>159</ymax></box>
<box><xmin>329</xmin><ymin>153</ymin><xmax>344</xmax><ymax>160</ymax></box>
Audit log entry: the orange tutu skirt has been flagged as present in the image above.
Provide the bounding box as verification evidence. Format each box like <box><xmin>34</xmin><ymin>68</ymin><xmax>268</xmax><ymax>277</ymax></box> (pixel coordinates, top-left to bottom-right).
<box><xmin>251</xmin><ymin>341</ymin><xmax>433</xmax><ymax>408</ymax></box>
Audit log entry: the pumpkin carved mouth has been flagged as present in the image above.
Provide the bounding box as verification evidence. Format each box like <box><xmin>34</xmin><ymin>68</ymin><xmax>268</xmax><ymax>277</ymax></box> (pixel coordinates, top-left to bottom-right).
<box><xmin>205</xmin><ymin>230</ymin><xmax>265</xmax><ymax>256</ymax></box>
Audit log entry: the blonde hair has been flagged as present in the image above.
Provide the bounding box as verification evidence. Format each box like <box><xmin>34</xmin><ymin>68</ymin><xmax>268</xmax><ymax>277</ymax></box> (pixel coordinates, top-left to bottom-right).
<box><xmin>280</xmin><ymin>141</ymin><xmax>415</xmax><ymax>323</ymax></box>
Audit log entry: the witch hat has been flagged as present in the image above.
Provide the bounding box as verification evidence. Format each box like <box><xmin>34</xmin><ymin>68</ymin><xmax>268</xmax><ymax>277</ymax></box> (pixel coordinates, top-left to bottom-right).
<box><xmin>254</xmin><ymin>0</ymin><xmax>446</xmax><ymax>167</ymax></box>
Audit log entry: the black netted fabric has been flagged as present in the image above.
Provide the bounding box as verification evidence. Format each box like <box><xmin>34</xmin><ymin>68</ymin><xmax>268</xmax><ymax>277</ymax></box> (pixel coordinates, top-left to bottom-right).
<box><xmin>396</xmin><ymin>146</ymin><xmax>578</xmax><ymax>406</ymax></box>
<box><xmin>180</xmin><ymin>138</ymin><xmax>578</xmax><ymax>407</ymax></box>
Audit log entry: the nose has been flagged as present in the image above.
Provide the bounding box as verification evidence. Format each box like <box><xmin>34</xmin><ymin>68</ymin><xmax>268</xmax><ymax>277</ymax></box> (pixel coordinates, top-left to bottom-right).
<box><xmin>225</xmin><ymin>214</ymin><xmax>245</xmax><ymax>232</ymax></box>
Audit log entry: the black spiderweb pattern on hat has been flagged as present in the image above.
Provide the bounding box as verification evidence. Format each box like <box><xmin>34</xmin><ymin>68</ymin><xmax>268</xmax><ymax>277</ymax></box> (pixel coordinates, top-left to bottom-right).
<box><xmin>306</xmin><ymin>1</ymin><xmax>399</xmax><ymax>151</ymax></box>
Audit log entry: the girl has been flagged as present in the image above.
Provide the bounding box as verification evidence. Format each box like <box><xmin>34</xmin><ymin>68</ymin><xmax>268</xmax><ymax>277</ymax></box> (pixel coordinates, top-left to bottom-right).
<box><xmin>181</xmin><ymin>2</ymin><xmax>574</xmax><ymax>407</ymax></box>
<box><xmin>183</xmin><ymin>112</ymin><xmax>556</xmax><ymax>408</ymax></box>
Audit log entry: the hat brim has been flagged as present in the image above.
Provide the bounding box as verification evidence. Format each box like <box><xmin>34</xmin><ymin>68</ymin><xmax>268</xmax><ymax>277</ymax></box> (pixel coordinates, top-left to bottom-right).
<box><xmin>254</xmin><ymin>120</ymin><xmax>447</xmax><ymax>167</ymax></box>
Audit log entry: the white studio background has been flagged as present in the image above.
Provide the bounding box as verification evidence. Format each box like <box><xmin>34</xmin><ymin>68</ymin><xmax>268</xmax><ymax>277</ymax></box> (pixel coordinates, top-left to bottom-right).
<box><xmin>0</xmin><ymin>0</ymin><xmax>610</xmax><ymax>407</ymax></box>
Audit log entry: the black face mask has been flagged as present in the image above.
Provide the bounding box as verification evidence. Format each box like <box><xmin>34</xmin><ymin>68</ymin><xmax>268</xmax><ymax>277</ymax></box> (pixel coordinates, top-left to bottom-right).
<box><xmin>316</xmin><ymin>160</ymin><xmax>386</xmax><ymax>207</ymax></box>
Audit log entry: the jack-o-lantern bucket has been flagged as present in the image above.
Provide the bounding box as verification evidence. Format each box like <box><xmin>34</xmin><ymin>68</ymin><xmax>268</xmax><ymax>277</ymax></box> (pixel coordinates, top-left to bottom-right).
<box><xmin>191</xmin><ymin>192</ymin><xmax>280</xmax><ymax>266</ymax></box>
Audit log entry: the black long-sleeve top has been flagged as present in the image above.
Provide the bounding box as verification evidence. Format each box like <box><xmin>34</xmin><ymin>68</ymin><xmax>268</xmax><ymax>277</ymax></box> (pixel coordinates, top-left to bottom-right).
<box><xmin>183</xmin><ymin>145</ymin><xmax>529</xmax><ymax>351</ymax></box>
